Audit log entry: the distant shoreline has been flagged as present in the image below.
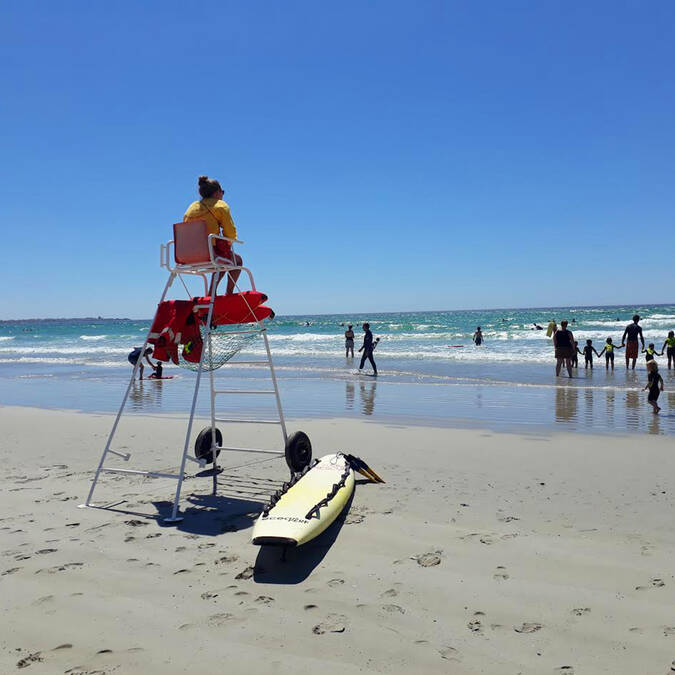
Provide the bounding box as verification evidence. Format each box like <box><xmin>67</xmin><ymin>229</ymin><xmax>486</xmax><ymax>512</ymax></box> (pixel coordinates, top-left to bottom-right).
<box><xmin>1</xmin><ymin>301</ymin><xmax>673</xmax><ymax>323</ymax></box>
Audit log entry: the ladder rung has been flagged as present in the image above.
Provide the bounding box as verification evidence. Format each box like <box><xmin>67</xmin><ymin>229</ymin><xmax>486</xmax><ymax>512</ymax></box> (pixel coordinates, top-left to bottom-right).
<box><xmin>214</xmin><ymin>389</ymin><xmax>276</xmax><ymax>395</ymax></box>
<box><xmin>102</xmin><ymin>468</ymin><xmax>182</xmax><ymax>480</ymax></box>
<box><xmin>214</xmin><ymin>419</ymin><xmax>281</xmax><ymax>425</ymax></box>
<box><xmin>219</xmin><ymin>446</ymin><xmax>285</xmax><ymax>455</ymax></box>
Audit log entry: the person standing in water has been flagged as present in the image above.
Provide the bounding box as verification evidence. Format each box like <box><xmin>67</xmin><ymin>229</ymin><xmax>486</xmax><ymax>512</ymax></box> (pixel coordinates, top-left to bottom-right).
<box><xmin>661</xmin><ymin>330</ymin><xmax>675</xmax><ymax>369</ymax></box>
<box><xmin>184</xmin><ymin>176</ymin><xmax>242</xmax><ymax>295</ymax></box>
<box><xmin>128</xmin><ymin>346</ymin><xmax>156</xmax><ymax>381</ymax></box>
<box><xmin>358</xmin><ymin>323</ymin><xmax>378</xmax><ymax>376</ymax></box>
<box><xmin>644</xmin><ymin>360</ymin><xmax>664</xmax><ymax>414</ymax></box>
<box><xmin>621</xmin><ymin>314</ymin><xmax>644</xmax><ymax>370</ymax></box>
<box><xmin>344</xmin><ymin>324</ymin><xmax>355</xmax><ymax>358</ymax></box>
<box><xmin>642</xmin><ymin>343</ymin><xmax>658</xmax><ymax>363</ymax></box>
<box><xmin>580</xmin><ymin>339</ymin><xmax>599</xmax><ymax>369</ymax></box>
<box><xmin>473</xmin><ymin>326</ymin><xmax>484</xmax><ymax>346</ymax></box>
<box><xmin>553</xmin><ymin>320</ymin><xmax>575</xmax><ymax>377</ymax></box>
<box><xmin>597</xmin><ymin>337</ymin><xmax>623</xmax><ymax>370</ymax></box>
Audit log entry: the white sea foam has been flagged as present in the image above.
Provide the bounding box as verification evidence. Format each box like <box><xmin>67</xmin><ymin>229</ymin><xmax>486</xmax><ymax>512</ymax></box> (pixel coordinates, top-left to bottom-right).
<box><xmin>80</xmin><ymin>335</ymin><xmax>107</xmax><ymax>341</ymax></box>
<box><xmin>0</xmin><ymin>336</ymin><xmax>15</xmax><ymax>342</ymax></box>
<box><xmin>0</xmin><ymin>346</ymin><xmax>129</xmax><ymax>355</ymax></box>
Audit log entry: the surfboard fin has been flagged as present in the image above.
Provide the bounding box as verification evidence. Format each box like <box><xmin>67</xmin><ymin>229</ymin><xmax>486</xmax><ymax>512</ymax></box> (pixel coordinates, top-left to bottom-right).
<box><xmin>344</xmin><ymin>454</ymin><xmax>385</xmax><ymax>483</ymax></box>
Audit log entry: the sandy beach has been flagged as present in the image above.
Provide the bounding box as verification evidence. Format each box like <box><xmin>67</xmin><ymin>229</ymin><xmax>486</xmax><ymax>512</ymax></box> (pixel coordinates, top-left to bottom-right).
<box><xmin>2</xmin><ymin>405</ymin><xmax>674</xmax><ymax>674</ymax></box>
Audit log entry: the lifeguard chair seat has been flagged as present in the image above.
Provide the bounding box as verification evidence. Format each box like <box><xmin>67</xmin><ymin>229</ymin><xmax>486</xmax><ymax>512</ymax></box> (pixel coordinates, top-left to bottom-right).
<box><xmin>173</xmin><ymin>220</ymin><xmax>233</xmax><ymax>266</ymax></box>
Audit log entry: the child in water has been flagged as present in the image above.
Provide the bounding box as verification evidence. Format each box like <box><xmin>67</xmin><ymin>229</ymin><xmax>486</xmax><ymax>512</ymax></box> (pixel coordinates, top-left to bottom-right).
<box><xmin>644</xmin><ymin>361</ymin><xmax>664</xmax><ymax>414</ymax></box>
<box><xmin>661</xmin><ymin>330</ymin><xmax>675</xmax><ymax>369</ymax></box>
<box><xmin>571</xmin><ymin>341</ymin><xmax>579</xmax><ymax>368</ymax></box>
<box><xmin>642</xmin><ymin>343</ymin><xmax>658</xmax><ymax>362</ymax></box>
<box><xmin>580</xmin><ymin>339</ymin><xmax>599</xmax><ymax>369</ymax></box>
<box><xmin>597</xmin><ymin>337</ymin><xmax>623</xmax><ymax>371</ymax></box>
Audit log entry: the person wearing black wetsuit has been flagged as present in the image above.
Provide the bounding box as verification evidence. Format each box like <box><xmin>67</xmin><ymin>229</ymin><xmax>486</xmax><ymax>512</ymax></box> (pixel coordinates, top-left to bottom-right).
<box><xmin>358</xmin><ymin>323</ymin><xmax>378</xmax><ymax>376</ymax></box>
<box><xmin>621</xmin><ymin>315</ymin><xmax>644</xmax><ymax>370</ymax></box>
<box><xmin>644</xmin><ymin>361</ymin><xmax>664</xmax><ymax>414</ymax></box>
<box><xmin>473</xmin><ymin>327</ymin><xmax>483</xmax><ymax>346</ymax></box>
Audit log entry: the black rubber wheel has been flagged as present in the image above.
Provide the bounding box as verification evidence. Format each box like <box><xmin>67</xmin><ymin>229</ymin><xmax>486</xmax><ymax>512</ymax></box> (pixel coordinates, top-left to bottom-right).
<box><xmin>195</xmin><ymin>427</ymin><xmax>222</xmax><ymax>464</ymax></box>
<box><xmin>284</xmin><ymin>431</ymin><xmax>312</xmax><ymax>473</ymax></box>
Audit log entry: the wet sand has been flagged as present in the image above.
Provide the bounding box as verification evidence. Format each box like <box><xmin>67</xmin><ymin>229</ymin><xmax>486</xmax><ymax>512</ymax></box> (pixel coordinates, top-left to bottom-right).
<box><xmin>1</xmin><ymin>406</ymin><xmax>675</xmax><ymax>674</ymax></box>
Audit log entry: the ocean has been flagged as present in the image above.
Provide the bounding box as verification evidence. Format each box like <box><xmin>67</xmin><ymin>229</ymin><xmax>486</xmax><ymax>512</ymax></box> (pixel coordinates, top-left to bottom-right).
<box><xmin>1</xmin><ymin>304</ymin><xmax>674</xmax><ymax>434</ymax></box>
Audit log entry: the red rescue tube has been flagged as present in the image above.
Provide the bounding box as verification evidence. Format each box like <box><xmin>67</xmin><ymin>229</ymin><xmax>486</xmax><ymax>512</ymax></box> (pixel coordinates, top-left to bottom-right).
<box><xmin>194</xmin><ymin>291</ymin><xmax>269</xmax><ymax>325</ymax></box>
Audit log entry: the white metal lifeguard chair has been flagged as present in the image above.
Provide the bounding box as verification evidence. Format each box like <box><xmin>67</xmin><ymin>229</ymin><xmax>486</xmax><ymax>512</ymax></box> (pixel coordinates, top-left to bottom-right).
<box><xmin>80</xmin><ymin>223</ymin><xmax>312</xmax><ymax>523</ymax></box>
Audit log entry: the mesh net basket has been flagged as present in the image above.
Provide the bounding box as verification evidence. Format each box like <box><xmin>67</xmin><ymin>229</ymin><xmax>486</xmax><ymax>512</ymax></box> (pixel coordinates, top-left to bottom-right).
<box><xmin>177</xmin><ymin>321</ymin><xmax>266</xmax><ymax>372</ymax></box>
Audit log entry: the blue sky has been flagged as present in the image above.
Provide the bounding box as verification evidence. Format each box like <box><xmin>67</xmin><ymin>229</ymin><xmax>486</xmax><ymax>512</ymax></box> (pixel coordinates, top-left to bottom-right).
<box><xmin>1</xmin><ymin>1</ymin><xmax>673</xmax><ymax>319</ymax></box>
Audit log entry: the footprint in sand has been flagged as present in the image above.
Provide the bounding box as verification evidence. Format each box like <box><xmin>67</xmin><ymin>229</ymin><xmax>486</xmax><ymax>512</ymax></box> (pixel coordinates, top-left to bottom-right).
<box><xmin>514</xmin><ymin>622</ymin><xmax>542</xmax><ymax>633</ymax></box>
<box><xmin>216</xmin><ymin>555</ymin><xmax>239</xmax><ymax>565</ymax></box>
<box><xmin>124</xmin><ymin>519</ymin><xmax>148</xmax><ymax>527</ymax></box>
<box><xmin>40</xmin><ymin>562</ymin><xmax>84</xmax><ymax>574</ymax></box>
<box><xmin>35</xmin><ymin>548</ymin><xmax>58</xmax><ymax>555</ymax></box>
<box><xmin>662</xmin><ymin>626</ymin><xmax>675</xmax><ymax>636</ymax></box>
<box><xmin>493</xmin><ymin>566</ymin><xmax>509</xmax><ymax>581</ymax></box>
<box><xmin>467</xmin><ymin>619</ymin><xmax>483</xmax><ymax>634</ymax></box>
<box><xmin>636</xmin><ymin>578</ymin><xmax>665</xmax><ymax>590</ymax></box>
<box><xmin>312</xmin><ymin>614</ymin><xmax>347</xmax><ymax>634</ymax></box>
<box><xmin>345</xmin><ymin>512</ymin><xmax>365</xmax><ymax>525</ymax></box>
<box><xmin>438</xmin><ymin>646</ymin><xmax>459</xmax><ymax>661</ymax></box>
<box><xmin>382</xmin><ymin>604</ymin><xmax>405</xmax><ymax>614</ymax></box>
<box><xmin>32</xmin><ymin>595</ymin><xmax>54</xmax><ymax>606</ymax></box>
<box><xmin>415</xmin><ymin>551</ymin><xmax>442</xmax><ymax>567</ymax></box>
<box><xmin>381</xmin><ymin>588</ymin><xmax>399</xmax><ymax>598</ymax></box>
<box><xmin>235</xmin><ymin>566</ymin><xmax>254</xmax><ymax>580</ymax></box>
<box><xmin>304</xmin><ymin>604</ymin><xmax>318</xmax><ymax>610</ymax></box>
<box><xmin>498</xmin><ymin>515</ymin><xmax>520</xmax><ymax>523</ymax></box>
<box><xmin>255</xmin><ymin>595</ymin><xmax>275</xmax><ymax>605</ymax></box>
<box><xmin>327</xmin><ymin>578</ymin><xmax>345</xmax><ymax>588</ymax></box>
<box><xmin>207</xmin><ymin>613</ymin><xmax>236</xmax><ymax>627</ymax></box>
<box><xmin>2</xmin><ymin>567</ymin><xmax>22</xmax><ymax>577</ymax></box>
<box><xmin>571</xmin><ymin>607</ymin><xmax>591</xmax><ymax>616</ymax></box>
<box><xmin>16</xmin><ymin>652</ymin><xmax>43</xmax><ymax>669</ymax></box>
<box><xmin>554</xmin><ymin>667</ymin><xmax>574</xmax><ymax>674</ymax></box>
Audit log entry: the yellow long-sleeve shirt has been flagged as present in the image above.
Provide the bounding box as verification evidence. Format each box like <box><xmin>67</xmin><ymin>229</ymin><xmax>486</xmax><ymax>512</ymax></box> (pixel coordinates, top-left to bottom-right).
<box><xmin>183</xmin><ymin>198</ymin><xmax>237</xmax><ymax>240</ymax></box>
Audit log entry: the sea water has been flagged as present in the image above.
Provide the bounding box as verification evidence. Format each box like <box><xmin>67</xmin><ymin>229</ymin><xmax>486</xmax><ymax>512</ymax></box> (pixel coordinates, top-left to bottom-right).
<box><xmin>1</xmin><ymin>305</ymin><xmax>674</xmax><ymax>434</ymax></box>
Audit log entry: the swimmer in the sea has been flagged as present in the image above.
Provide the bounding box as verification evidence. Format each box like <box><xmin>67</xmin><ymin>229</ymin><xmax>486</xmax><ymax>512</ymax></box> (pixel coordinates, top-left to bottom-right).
<box><xmin>473</xmin><ymin>326</ymin><xmax>484</xmax><ymax>346</ymax></box>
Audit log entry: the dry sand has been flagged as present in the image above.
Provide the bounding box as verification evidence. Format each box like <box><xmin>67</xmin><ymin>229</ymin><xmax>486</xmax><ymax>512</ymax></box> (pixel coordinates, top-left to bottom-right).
<box><xmin>1</xmin><ymin>405</ymin><xmax>674</xmax><ymax>674</ymax></box>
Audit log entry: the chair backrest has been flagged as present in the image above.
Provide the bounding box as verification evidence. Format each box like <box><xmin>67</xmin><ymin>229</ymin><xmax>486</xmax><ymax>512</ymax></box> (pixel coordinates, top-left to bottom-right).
<box><xmin>173</xmin><ymin>220</ymin><xmax>211</xmax><ymax>265</ymax></box>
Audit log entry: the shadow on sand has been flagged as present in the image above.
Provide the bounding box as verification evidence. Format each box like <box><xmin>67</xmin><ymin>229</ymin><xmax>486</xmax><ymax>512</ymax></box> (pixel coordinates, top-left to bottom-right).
<box><xmin>151</xmin><ymin>492</ymin><xmax>265</xmax><ymax>536</ymax></box>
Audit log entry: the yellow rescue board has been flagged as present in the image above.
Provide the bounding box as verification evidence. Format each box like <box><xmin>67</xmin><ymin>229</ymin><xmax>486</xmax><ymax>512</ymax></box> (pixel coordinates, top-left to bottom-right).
<box><xmin>252</xmin><ymin>453</ymin><xmax>355</xmax><ymax>547</ymax></box>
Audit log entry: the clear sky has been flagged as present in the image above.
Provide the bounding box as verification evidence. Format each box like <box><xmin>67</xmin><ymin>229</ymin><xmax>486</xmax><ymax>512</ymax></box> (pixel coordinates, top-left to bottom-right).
<box><xmin>1</xmin><ymin>1</ymin><xmax>673</xmax><ymax>319</ymax></box>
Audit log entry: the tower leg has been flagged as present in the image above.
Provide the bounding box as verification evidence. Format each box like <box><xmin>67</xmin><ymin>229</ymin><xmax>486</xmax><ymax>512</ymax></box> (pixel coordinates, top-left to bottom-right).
<box><xmin>81</xmin><ymin>272</ymin><xmax>176</xmax><ymax>509</ymax></box>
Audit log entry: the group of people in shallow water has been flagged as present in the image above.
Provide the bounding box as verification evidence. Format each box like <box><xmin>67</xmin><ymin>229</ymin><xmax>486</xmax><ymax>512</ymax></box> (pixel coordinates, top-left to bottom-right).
<box><xmin>551</xmin><ymin>315</ymin><xmax>670</xmax><ymax>414</ymax></box>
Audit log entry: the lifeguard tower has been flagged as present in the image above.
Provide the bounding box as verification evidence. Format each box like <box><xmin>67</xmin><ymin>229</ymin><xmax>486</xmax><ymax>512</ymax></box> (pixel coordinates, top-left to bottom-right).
<box><xmin>80</xmin><ymin>223</ymin><xmax>312</xmax><ymax>522</ymax></box>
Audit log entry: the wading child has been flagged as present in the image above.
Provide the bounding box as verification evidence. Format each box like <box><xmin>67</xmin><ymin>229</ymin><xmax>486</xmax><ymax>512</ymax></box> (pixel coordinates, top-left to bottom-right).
<box><xmin>642</xmin><ymin>343</ymin><xmax>658</xmax><ymax>363</ymax></box>
<box><xmin>644</xmin><ymin>360</ymin><xmax>664</xmax><ymax>414</ymax></box>
<box><xmin>661</xmin><ymin>331</ymin><xmax>675</xmax><ymax>370</ymax></box>
<box><xmin>581</xmin><ymin>339</ymin><xmax>599</xmax><ymax>369</ymax></box>
<box><xmin>597</xmin><ymin>338</ymin><xmax>623</xmax><ymax>371</ymax></box>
